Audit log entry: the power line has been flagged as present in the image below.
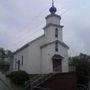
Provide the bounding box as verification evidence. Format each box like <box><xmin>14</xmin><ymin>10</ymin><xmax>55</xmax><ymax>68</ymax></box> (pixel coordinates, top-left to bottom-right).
<box><xmin>13</xmin><ymin>0</ymin><xmax>58</xmax><ymax>38</ymax></box>
<box><xmin>7</xmin><ymin>9</ymin><xmax>47</xmax><ymax>45</ymax></box>
<box><xmin>10</xmin><ymin>1</ymin><xmax>56</xmax><ymax>43</ymax></box>
<box><xmin>13</xmin><ymin>19</ymin><xmax>44</xmax><ymax>43</ymax></box>
<box><xmin>9</xmin><ymin>0</ymin><xmax>58</xmax><ymax>41</ymax></box>
<box><xmin>2</xmin><ymin>25</ymin><xmax>44</xmax><ymax>51</ymax></box>
<box><xmin>2</xmin><ymin>5</ymin><xmax>65</xmax><ymax>49</ymax></box>
<box><xmin>14</xmin><ymin>29</ymin><xmax>43</xmax><ymax>49</ymax></box>
<box><xmin>3</xmin><ymin>8</ymin><xmax>66</xmax><ymax>49</ymax></box>
<box><xmin>12</xmin><ymin>5</ymin><xmax>50</xmax><ymax>37</ymax></box>
<box><xmin>14</xmin><ymin>6</ymin><xmax>64</xmax><ymax>41</ymax></box>
<box><xmin>2</xmin><ymin>0</ymin><xmax>69</xmax><ymax>50</ymax></box>
<box><xmin>13</xmin><ymin>24</ymin><xmax>44</xmax><ymax>46</ymax></box>
<box><xmin>61</xmin><ymin>8</ymin><xmax>71</xmax><ymax>16</ymax></box>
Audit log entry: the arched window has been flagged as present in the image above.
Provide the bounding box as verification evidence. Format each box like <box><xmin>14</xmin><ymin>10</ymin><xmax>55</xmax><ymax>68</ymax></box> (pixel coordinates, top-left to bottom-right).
<box><xmin>55</xmin><ymin>28</ymin><xmax>58</xmax><ymax>38</ymax></box>
<box><xmin>55</xmin><ymin>41</ymin><xmax>58</xmax><ymax>52</ymax></box>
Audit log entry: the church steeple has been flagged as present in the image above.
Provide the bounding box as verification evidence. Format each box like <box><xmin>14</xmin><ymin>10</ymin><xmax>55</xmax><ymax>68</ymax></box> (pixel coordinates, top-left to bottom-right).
<box><xmin>49</xmin><ymin>0</ymin><xmax>57</xmax><ymax>14</ymax></box>
<box><xmin>43</xmin><ymin>1</ymin><xmax>63</xmax><ymax>43</ymax></box>
<box><xmin>45</xmin><ymin>1</ymin><xmax>61</xmax><ymax>26</ymax></box>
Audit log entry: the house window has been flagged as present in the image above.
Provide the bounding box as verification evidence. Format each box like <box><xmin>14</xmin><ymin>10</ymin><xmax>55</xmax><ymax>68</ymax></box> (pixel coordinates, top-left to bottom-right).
<box><xmin>15</xmin><ymin>58</ymin><xmax>17</xmax><ymax>68</ymax></box>
<box><xmin>55</xmin><ymin>28</ymin><xmax>58</xmax><ymax>38</ymax></box>
<box><xmin>55</xmin><ymin>41</ymin><xmax>58</xmax><ymax>52</ymax></box>
<box><xmin>22</xmin><ymin>56</ymin><xmax>23</xmax><ymax>66</ymax></box>
<box><xmin>17</xmin><ymin>60</ymin><xmax>20</xmax><ymax>70</ymax></box>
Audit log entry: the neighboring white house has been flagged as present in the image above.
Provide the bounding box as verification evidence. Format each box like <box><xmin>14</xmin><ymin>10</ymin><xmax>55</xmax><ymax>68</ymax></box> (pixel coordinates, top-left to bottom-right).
<box><xmin>13</xmin><ymin>4</ymin><xmax>69</xmax><ymax>74</ymax></box>
<box><xmin>0</xmin><ymin>49</ymin><xmax>13</xmax><ymax>73</ymax></box>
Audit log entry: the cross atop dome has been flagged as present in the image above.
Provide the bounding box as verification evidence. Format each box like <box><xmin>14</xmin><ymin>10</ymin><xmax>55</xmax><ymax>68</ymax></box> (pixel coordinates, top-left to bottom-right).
<box><xmin>49</xmin><ymin>0</ymin><xmax>57</xmax><ymax>14</ymax></box>
<box><xmin>52</xmin><ymin>0</ymin><xmax>54</xmax><ymax>7</ymax></box>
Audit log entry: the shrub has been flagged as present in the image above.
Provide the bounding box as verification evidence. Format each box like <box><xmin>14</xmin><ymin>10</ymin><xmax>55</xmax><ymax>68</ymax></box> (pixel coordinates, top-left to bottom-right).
<box><xmin>7</xmin><ymin>70</ymin><xmax>29</xmax><ymax>86</ymax></box>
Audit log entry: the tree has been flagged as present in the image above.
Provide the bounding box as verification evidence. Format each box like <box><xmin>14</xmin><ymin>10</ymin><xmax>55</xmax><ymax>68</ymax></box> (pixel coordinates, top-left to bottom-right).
<box><xmin>69</xmin><ymin>53</ymin><xmax>90</xmax><ymax>85</ymax></box>
<box><xmin>0</xmin><ymin>48</ymin><xmax>6</xmax><ymax>60</ymax></box>
<box><xmin>0</xmin><ymin>48</ymin><xmax>13</xmax><ymax>72</ymax></box>
<box><xmin>0</xmin><ymin>48</ymin><xmax>13</xmax><ymax>60</ymax></box>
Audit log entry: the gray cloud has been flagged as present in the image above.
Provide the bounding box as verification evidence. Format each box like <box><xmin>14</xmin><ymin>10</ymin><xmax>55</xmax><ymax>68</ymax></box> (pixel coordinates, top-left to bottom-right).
<box><xmin>0</xmin><ymin>0</ymin><xmax>90</xmax><ymax>56</ymax></box>
<box><xmin>62</xmin><ymin>7</ymin><xmax>90</xmax><ymax>56</ymax></box>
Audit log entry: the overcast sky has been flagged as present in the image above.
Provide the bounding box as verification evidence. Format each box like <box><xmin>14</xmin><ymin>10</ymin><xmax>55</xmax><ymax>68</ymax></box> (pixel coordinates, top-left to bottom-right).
<box><xmin>0</xmin><ymin>0</ymin><xmax>90</xmax><ymax>56</ymax></box>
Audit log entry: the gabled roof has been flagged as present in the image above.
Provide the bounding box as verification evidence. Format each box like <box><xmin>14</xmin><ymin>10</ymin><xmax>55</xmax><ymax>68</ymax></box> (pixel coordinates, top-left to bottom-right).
<box><xmin>13</xmin><ymin>44</ymin><xmax>29</xmax><ymax>55</ymax></box>
<box><xmin>13</xmin><ymin>36</ymin><xmax>69</xmax><ymax>55</ymax></box>
<box><xmin>13</xmin><ymin>35</ymin><xmax>44</xmax><ymax>54</ymax></box>
<box><xmin>40</xmin><ymin>40</ymin><xmax>69</xmax><ymax>49</ymax></box>
<box><xmin>58</xmin><ymin>40</ymin><xmax>69</xmax><ymax>49</ymax></box>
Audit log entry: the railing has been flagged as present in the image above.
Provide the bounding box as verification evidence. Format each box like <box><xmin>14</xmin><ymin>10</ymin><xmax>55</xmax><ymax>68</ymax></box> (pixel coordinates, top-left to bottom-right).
<box><xmin>25</xmin><ymin>74</ymin><xmax>42</xmax><ymax>88</ymax></box>
<box><xmin>0</xmin><ymin>79</ymin><xmax>11</xmax><ymax>90</ymax></box>
<box><xmin>25</xmin><ymin>66</ymin><xmax>61</xmax><ymax>89</ymax></box>
<box><xmin>25</xmin><ymin>73</ymin><xmax>56</xmax><ymax>89</ymax></box>
<box><xmin>31</xmin><ymin>74</ymin><xmax>55</xmax><ymax>87</ymax></box>
<box><xmin>33</xmin><ymin>86</ymin><xmax>51</xmax><ymax>90</ymax></box>
<box><xmin>0</xmin><ymin>72</ymin><xmax>12</xmax><ymax>90</ymax></box>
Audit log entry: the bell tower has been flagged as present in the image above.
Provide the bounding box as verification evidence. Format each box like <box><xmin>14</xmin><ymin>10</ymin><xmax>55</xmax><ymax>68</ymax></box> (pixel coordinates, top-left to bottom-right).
<box><xmin>41</xmin><ymin>1</ymin><xmax>69</xmax><ymax>73</ymax></box>
<box><xmin>43</xmin><ymin>1</ymin><xmax>63</xmax><ymax>43</ymax></box>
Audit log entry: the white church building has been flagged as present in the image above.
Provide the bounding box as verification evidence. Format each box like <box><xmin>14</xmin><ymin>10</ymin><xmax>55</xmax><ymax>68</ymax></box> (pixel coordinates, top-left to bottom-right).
<box><xmin>13</xmin><ymin>3</ymin><xmax>69</xmax><ymax>74</ymax></box>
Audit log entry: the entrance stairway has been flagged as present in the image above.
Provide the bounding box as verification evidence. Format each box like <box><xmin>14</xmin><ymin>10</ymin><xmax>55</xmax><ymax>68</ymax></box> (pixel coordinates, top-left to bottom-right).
<box><xmin>25</xmin><ymin>72</ymin><xmax>77</xmax><ymax>90</ymax></box>
<box><xmin>25</xmin><ymin>73</ymin><xmax>55</xmax><ymax>90</ymax></box>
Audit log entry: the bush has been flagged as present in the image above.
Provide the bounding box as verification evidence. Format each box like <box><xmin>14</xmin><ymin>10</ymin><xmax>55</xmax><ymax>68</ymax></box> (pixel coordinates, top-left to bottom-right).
<box><xmin>7</xmin><ymin>70</ymin><xmax>29</xmax><ymax>86</ymax></box>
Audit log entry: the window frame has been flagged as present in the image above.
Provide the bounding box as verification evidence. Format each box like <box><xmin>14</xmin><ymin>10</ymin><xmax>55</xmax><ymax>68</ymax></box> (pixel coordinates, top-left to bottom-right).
<box><xmin>55</xmin><ymin>41</ymin><xmax>58</xmax><ymax>52</ymax></box>
<box><xmin>55</xmin><ymin>28</ymin><xmax>58</xmax><ymax>38</ymax></box>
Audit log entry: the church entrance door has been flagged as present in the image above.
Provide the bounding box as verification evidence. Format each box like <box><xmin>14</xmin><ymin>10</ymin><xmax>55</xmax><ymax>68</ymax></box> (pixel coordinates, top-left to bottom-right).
<box><xmin>53</xmin><ymin>59</ymin><xmax>61</xmax><ymax>72</ymax></box>
<box><xmin>52</xmin><ymin>54</ymin><xmax>63</xmax><ymax>72</ymax></box>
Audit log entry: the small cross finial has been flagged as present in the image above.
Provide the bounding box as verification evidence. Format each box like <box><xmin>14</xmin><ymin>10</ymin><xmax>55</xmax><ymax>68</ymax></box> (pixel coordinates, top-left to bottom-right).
<box><xmin>52</xmin><ymin>0</ymin><xmax>54</xmax><ymax>7</ymax></box>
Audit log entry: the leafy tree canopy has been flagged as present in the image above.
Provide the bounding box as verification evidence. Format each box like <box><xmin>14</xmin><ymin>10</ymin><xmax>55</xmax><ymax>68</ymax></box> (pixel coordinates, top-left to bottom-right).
<box><xmin>69</xmin><ymin>53</ymin><xmax>90</xmax><ymax>85</ymax></box>
<box><xmin>0</xmin><ymin>48</ymin><xmax>13</xmax><ymax>60</ymax></box>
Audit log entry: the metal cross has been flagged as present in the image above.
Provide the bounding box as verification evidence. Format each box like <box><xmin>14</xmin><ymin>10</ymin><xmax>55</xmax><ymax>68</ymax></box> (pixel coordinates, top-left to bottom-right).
<box><xmin>52</xmin><ymin>0</ymin><xmax>54</xmax><ymax>6</ymax></box>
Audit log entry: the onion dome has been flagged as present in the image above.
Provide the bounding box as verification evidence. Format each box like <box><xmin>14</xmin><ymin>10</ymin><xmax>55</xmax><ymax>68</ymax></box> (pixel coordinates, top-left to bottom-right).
<box><xmin>49</xmin><ymin>6</ymin><xmax>57</xmax><ymax>14</ymax></box>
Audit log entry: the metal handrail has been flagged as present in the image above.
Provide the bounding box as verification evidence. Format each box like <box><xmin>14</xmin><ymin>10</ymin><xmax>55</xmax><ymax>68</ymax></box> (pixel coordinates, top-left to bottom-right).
<box><xmin>31</xmin><ymin>73</ymin><xmax>56</xmax><ymax>87</ymax></box>
<box><xmin>25</xmin><ymin>74</ymin><xmax>51</xmax><ymax>88</ymax></box>
<box><xmin>0</xmin><ymin>79</ymin><xmax>11</xmax><ymax>90</ymax></box>
<box><xmin>33</xmin><ymin>86</ymin><xmax>51</xmax><ymax>90</ymax></box>
<box><xmin>25</xmin><ymin>66</ymin><xmax>61</xmax><ymax>89</ymax></box>
<box><xmin>25</xmin><ymin>74</ymin><xmax>42</xmax><ymax>88</ymax></box>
